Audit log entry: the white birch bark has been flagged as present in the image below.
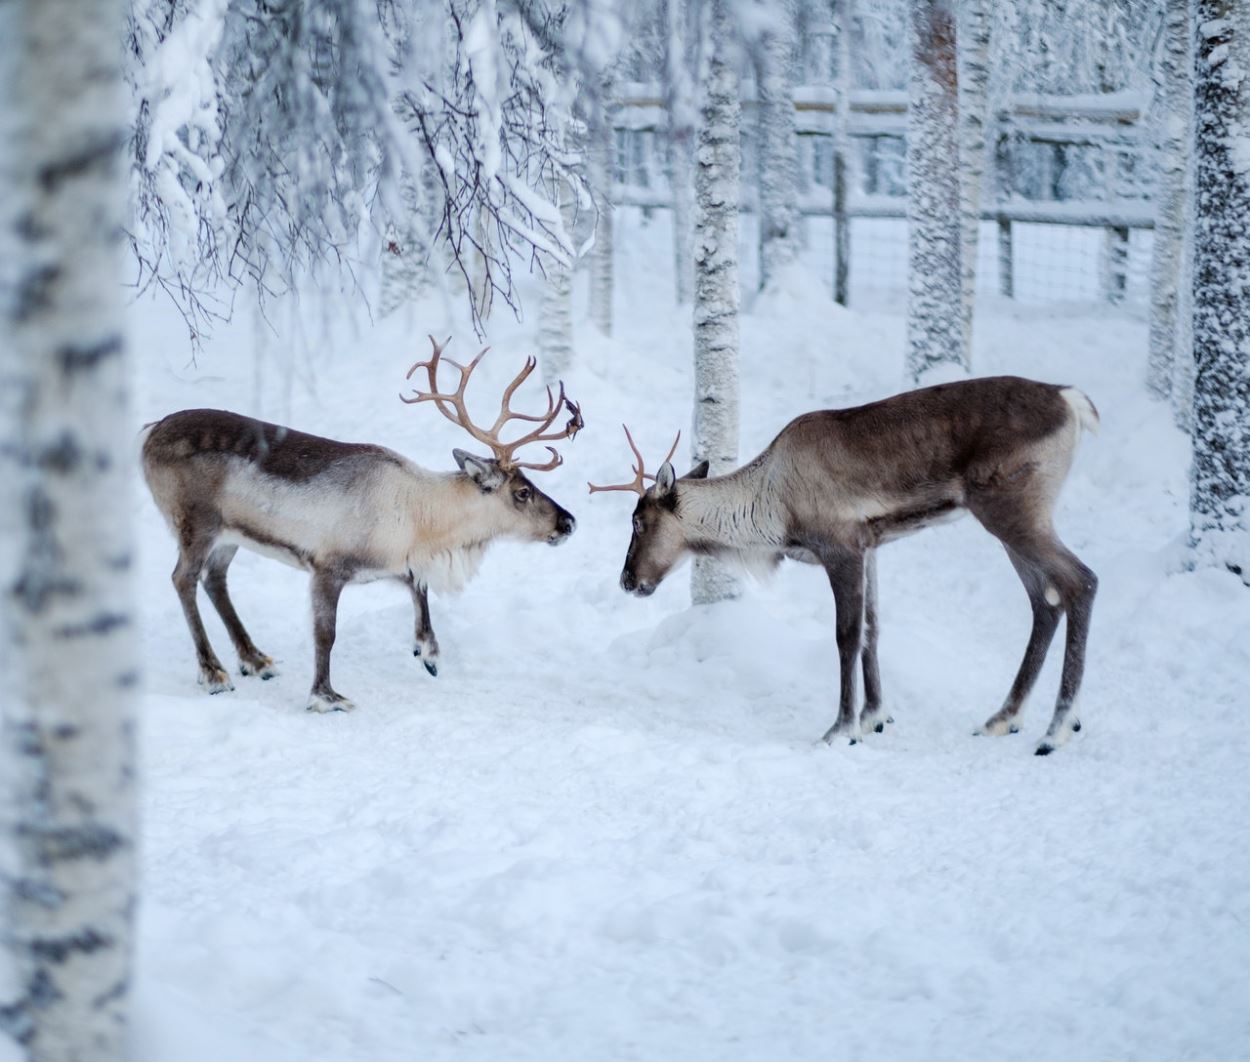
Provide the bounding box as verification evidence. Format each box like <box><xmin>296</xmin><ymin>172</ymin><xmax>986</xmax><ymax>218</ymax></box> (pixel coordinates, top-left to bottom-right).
<box><xmin>692</xmin><ymin>0</ymin><xmax>741</xmax><ymax>606</ymax></box>
<box><xmin>1188</xmin><ymin>1</ymin><xmax>1250</xmax><ymax>580</ymax></box>
<box><xmin>756</xmin><ymin>0</ymin><xmax>801</xmax><ymax>291</ymax></box>
<box><xmin>833</xmin><ymin>0</ymin><xmax>853</xmax><ymax>307</ymax></box>
<box><xmin>588</xmin><ymin>81</ymin><xmax>615</xmax><ymax>336</ymax></box>
<box><xmin>1147</xmin><ymin>0</ymin><xmax>1190</xmax><ymax>400</ymax></box>
<box><xmin>957</xmin><ymin>0</ymin><xmax>990</xmax><ymax>356</ymax></box>
<box><xmin>905</xmin><ymin>0</ymin><xmax>966</xmax><ymax>383</ymax></box>
<box><xmin>0</xmin><ymin>0</ymin><xmax>138</xmax><ymax>1057</ymax></box>
<box><xmin>1172</xmin><ymin>206</ymin><xmax>1196</xmax><ymax>431</ymax></box>
<box><xmin>539</xmin><ymin>188</ymin><xmax>576</xmax><ymax>385</ymax></box>
<box><xmin>664</xmin><ymin>0</ymin><xmax>697</xmax><ymax>306</ymax></box>
<box><xmin>670</xmin><ymin>136</ymin><xmax>696</xmax><ymax>306</ymax></box>
<box><xmin>1173</xmin><ymin>2</ymin><xmax>1200</xmax><ymax>433</ymax></box>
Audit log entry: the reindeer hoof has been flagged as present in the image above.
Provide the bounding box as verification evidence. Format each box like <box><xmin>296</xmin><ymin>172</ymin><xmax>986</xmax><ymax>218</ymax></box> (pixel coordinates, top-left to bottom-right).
<box><xmin>976</xmin><ymin>717</ymin><xmax>1021</xmax><ymax>737</ymax></box>
<box><xmin>307</xmin><ymin>691</ymin><xmax>356</xmax><ymax>714</ymax></box>
<box><xmin>821</xmin><ymin>723</ymin><xmax>861</xmax><ymax>746</ymax></box>
<box><xmin>414</xmin><ymin>641</ymin><xmax>440</xmax><ymax>677</ymax></box>
<box><xmin>240</xmin><ymin>655</ymin><xmax>277</xmax><ymax>680</ymax></box>
<box><xmin>198</xmin><ymin>667</ymin><xmax>234</xmax><ymax>694</ymax></box>
<box><xmin>1034</xmin><ymin>724</ymin><xmax>1075</xmax><ymax>755</ymax></box>
<box><xmin>859</xmin><ymin>707</ymin><xmax>890</xmax><ymax>734</ymax></box>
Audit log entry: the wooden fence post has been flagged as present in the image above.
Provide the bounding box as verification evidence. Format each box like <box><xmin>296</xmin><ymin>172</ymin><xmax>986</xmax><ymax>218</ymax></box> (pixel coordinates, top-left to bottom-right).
<box><xmin>1102</xmin><ymin>224</ymin><xmax>1129</xmax><ymax>304</ymax></box>
<box><xmin>997</xmin><ymin>216</ymin><xmax>1013</xmax><ymax>298</ymax></box>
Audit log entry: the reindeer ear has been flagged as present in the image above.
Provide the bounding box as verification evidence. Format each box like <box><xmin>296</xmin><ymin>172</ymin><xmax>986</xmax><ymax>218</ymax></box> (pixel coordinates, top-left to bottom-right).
<box><xmin>654</xmin><ymin>461</ymin><xmax>677</xmax><ymax>495</ymax></box>
<box><xmin>453</xmin><ymin>448</ymin><xmax>506</xmax><ymax>492</ymax></box>
<box><xmin>683</xmin><ymin>460</ymin><xmax>710</xmax><ymax>480</ymax></box>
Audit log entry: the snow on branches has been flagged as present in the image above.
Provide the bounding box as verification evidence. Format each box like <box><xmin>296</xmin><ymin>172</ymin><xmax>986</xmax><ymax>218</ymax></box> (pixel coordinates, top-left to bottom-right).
<box><xmin>127</xmin><ymin>0</ymin><xmax>601</xmax><ymax>341</ymax></box>
<box><xmin>396</xmin><ymin>1</ymin><xmax>594</xmax><ymax>332</ymax></box>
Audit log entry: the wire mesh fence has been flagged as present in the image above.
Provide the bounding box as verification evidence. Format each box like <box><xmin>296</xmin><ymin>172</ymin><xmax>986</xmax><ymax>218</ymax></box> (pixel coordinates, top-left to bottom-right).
<box><xmin>795</xmin><ymin>218</ymin><xmax>1153</xmax><ymax>306</ymax></box>
<box><xmin>612</xmin><ymin>85</ymin><xmax>1156</xmax><ymax>312</ymax></box>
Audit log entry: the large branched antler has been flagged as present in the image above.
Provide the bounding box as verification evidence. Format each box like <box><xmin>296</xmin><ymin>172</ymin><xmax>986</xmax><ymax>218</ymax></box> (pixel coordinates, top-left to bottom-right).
<box><xmin>401</xmin><ymin>335</ymin><xmax>583</xmax><ymax>472</ymax></box>
<box><xmin>587</xmin><ymin>425</ymin><xmax>681</xmax><ymax>496</ymax></box>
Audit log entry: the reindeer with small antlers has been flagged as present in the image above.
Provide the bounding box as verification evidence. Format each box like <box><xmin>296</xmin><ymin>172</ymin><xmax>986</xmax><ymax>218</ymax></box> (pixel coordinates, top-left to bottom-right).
<box><xmin>590</xmin><ymin>377</ymin><xmax>1099</xmax><ymax>755</ymax></box>
<box><xmin>143</xmin><ymin>336</ymin><xmax>581</xmax><ymax>712</ymax></box>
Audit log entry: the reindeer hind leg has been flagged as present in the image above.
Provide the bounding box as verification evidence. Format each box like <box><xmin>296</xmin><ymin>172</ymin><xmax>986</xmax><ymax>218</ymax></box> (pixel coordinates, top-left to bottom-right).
<box><xmin>969</xmin><ymin>463</ymin><xmax>1096</xmax><ymax>751</ymax></box>
<box><xmin>1035</xmin><ymin>543</ymin><xmax>1096</xmax><ymax>755</ymax></box>
<box><xmin>976</xmin><ymin>543</ymin><xmax>1063</xmax><ymax>738</ymax></box>
<box><xmin>171</xmin><ymin>514</ymin><xmax>233</xmax><ymax>694</ymax></box>
<box><xmin>970</xmin><ymin>498</ymin><xmax>1095</xmax><ymax>754</ymax></box>
<box><xmin>201</xmin><ymin>544</ymin><xmax>277</xmax><ymax>679</ymax></box>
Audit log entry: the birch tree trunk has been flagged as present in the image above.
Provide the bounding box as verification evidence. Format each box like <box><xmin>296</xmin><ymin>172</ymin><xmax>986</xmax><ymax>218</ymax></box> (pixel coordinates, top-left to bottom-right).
<box><xmin>692</xmin><ymin>0</ymin><xmax>741</xmax><ymax>606</ymax></box>
<box><xmin>833</xmin><ymin>0</ymin><xmax>853</xmax><ymax>307</ymax></box>
<box><xmin>1172</xmin><ymin>209</ymin><xmax>1196</xmax><ymax>431</ymax></box>
<box><xmin>0</xmin><ymin>0</ymin><xmax>138</xmax><ymax>1057</ymax></box>
<box><xmin>588</xmin><ymin>80</ymin><xmax>615</xmax><ymax>336</ymax></box>
<box><xmin>757</xmin><ymin>0</ymin><xmax>801</xmax><ymax>291</ymax></box>
<box><xmin>1147</xmin><ymin>0</ymin><xmax>1190</xmax><ymax>400</ymax></box>
<box><xmin>539</xmin><ymin>189</ymin><xmax>576</xmax><ymax>385</ymax></box>
<box><xmin>670</xmin><ymin>134</ymin><xmax>697</xmax><ymax>307</ymax></box>
<box><xmin>957</xmin><ymin>0</ymin><xmax>991</xmax><ymax>356</ymax></box>
<box><xmin>664</xmin><ymin>0</ymin><xmax>697</xmax><ymax>306</ymax></box>
<box><xmin>1189</xmin><ymin>1</ymin><xmax>1250</xmax><ymax>581</ymax></box>
<box><xmin>905</xmin><ymin>0</ymin><xmax>966</xmax><ymax>383</ymax></box>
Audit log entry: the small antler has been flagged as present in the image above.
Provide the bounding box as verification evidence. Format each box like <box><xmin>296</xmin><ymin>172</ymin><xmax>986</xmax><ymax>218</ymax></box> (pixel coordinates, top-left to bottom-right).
<box><xmin>587</xmin><ymin>425</ymin><xmax>680</xmax><ymax>496</ymax></box>
<box><xmin>401</xmin><ymin>335</ymin><xmax>583</xmax><ymax>472</ymax></box>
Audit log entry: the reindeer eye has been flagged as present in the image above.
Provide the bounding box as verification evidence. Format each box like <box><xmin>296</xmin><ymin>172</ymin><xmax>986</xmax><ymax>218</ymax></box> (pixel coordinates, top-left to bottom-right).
<box><xmin>514</xmin><ymin>486</ymin><xmax>532</xmax><ymax>503</ymax></box>
<box><xmin>633</xmin><ymin>516</ymin><xmax>645</xmax><ymax>535</ymax></box>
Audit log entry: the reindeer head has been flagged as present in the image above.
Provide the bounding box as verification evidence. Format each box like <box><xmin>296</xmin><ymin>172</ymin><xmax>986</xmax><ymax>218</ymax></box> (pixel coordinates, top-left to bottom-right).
<box><xmin>402</xmin><ymin>336</ymin><xmax>582</xmax><ymax>546</ymax></box>
<box><xmin>588</xmin><ymin>426</ymin><xmax>709</xmax><ymax>595</ymax></box>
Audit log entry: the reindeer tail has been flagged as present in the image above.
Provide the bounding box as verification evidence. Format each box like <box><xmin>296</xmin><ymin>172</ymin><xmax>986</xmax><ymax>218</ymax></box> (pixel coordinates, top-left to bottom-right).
<box><xmin>1059</xmin><ymin>387</ymin><xmax>1100</xmax><ymax>436</ymax></box>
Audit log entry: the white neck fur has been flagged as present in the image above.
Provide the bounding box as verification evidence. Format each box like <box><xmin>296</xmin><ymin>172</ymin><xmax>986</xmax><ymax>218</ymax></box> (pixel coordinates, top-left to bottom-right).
<box><xmin>674</xmin><ymin>457</ymin><xmax>785</xmax><ymax>550</ymax></box>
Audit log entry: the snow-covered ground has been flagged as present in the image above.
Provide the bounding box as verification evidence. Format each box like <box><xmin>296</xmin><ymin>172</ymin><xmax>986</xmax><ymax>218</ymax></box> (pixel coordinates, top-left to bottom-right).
<box><xmin>127</xmin><ymin>214</ymin><xmax>1249</xmax><ymax>1061</ymax></box>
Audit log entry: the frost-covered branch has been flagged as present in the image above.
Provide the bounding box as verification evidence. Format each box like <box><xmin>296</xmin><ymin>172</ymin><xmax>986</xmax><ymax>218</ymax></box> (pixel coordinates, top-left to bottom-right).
<box><xmin>126</xmin><ymin>0</ymin><xmax>612</xmax><ymax>342</ymax></box>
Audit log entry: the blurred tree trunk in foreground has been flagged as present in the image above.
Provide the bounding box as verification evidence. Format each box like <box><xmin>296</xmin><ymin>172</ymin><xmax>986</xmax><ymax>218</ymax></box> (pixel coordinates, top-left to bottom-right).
<box><xmin>0</xmin><ymin>0</ymin><xmax>139</xmax><ymax>1057</ymax></box>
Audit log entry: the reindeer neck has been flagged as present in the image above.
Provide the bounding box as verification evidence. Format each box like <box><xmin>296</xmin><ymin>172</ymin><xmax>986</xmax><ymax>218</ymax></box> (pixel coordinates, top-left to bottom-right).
<box><xmin>674</xmin><ymin>456</ymin><xmax>784</xmax><ymax>550</ymax></box>
<box><xmin>402</xmin><ymin>471</ymin><xmax>508</xmax><ymax>556</ymax></box>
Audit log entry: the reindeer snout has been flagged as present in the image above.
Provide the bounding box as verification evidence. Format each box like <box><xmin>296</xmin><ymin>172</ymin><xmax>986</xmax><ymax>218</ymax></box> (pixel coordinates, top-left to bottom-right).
<box><xmin>548</xmin><ymin>512</ymin><xmax>576</xmax><ymax>544</ymax></box>
<box><xmin>621</xmin><ymin>569</ymin><xmax>654</xmax><ymax>596</ymax></box>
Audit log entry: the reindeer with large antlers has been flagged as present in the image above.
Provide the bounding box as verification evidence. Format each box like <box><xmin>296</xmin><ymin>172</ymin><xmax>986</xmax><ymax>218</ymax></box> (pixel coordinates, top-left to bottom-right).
<box><xmin>143</xmin><ymin>336</ymin><xmax>581</xmax><ymax>712</ymax></box>
<box><xmin>590</xmin><ymin>377</ymin><xmax>1099</xmax><ymax>755</ymax></box>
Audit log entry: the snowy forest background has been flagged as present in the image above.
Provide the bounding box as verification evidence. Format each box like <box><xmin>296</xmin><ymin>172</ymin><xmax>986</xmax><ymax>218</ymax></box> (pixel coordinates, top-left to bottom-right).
<box><xmin>2</xmin><ymin>0</ymin><xmax>1249</xmax><ymax>1059</ymax></box>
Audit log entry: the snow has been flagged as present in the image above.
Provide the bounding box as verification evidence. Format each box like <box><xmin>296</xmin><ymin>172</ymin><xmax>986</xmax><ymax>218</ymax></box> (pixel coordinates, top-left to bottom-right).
<box><xmin>120</xmin><ymin>210</ymin><xmax>1250</xmax><ymax>1061</ymax></box>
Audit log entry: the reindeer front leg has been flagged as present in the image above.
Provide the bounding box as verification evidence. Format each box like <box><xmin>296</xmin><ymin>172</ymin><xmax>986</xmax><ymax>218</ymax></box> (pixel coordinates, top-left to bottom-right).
<box><xmin>857</xmin><ymin>549</ymin><xmax>894</xmax><ymax>734</ymax></box>
<box><xmin>308</xmin><ymin>567</ymin><xmax>354</xmax><ymax>712</ymax></box>
<box><xmin>821</xmin><ymin>550</ymin><xmax>865</xmax><ymax>745</ymax></box>
<box><xmin>815</xmin><ymin>549</ymin><xmax>865</xmax><ymax>739</ymax></box>
<box><xmin>408</xmin><ymin>579</ymin><xmax>440</xmax><ymax>677</ymax></box>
